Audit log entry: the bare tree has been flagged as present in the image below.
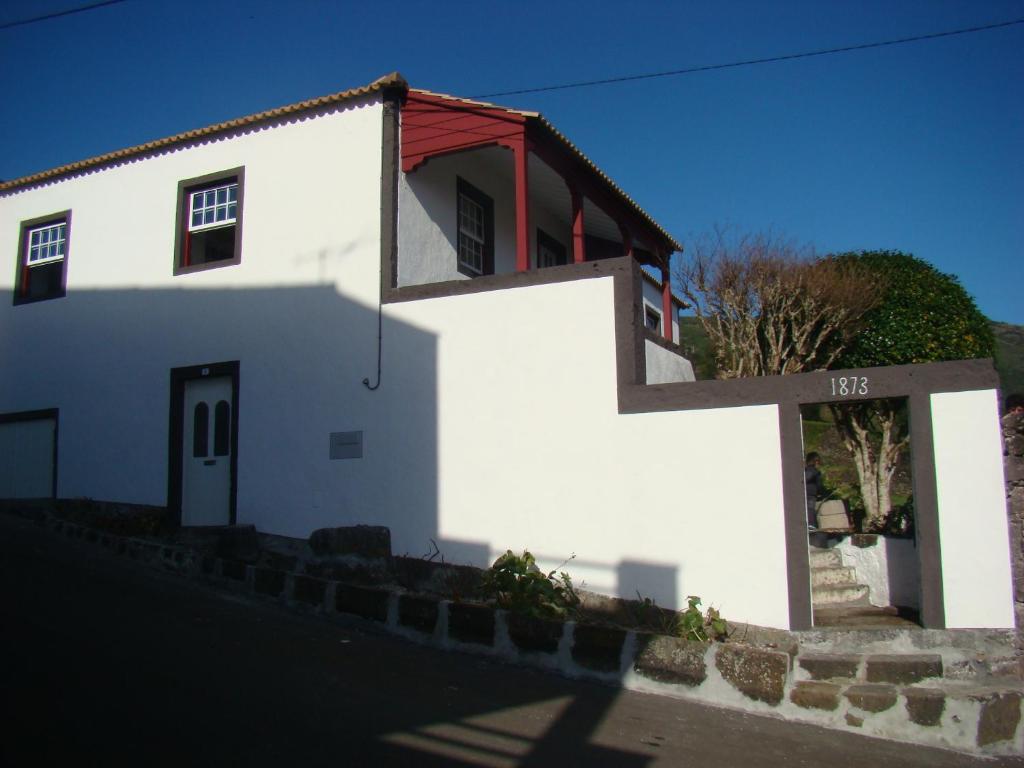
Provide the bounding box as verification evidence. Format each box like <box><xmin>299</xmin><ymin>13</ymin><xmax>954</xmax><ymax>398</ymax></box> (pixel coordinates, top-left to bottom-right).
<box><xmin>674</xmin><ymin>229</ymin><xmax>881</xmax><ymax>379</ymax></box>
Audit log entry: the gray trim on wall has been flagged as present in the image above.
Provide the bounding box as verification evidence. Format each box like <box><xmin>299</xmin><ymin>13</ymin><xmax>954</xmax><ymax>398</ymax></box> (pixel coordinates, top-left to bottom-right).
<box><xmin>779</xmin><ymin>402</ymin><xmax>813</xmax><ymax>629</ymax></box>
<box><xmin>13</xmin><ymin>210</ymin><xmax>72</xmax><ymax>305</ymax></box>
<box><xmin>908</xmin><ymin>393</ymin><xmax>945</xmax><ymax>628</ymax></box>
<box><xmin>167</xmin><ymin>361</ymin><xmax>240</xmax><ymax>528</ymax></box>
<box><xmin>380</xmin><ymin>93</ymin><xmax>401</xmax><ymax>294</ymax></box>
<box><xmin>172</xmin><ymin>166</ymin><xmax>245</xmax><ymax>276</ymax></box>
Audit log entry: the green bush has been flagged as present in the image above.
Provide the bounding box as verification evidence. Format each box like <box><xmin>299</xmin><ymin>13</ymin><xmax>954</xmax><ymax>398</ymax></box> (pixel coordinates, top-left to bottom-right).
<box><xmin>480</xmin><ymin>550</ymin><xmax>580</xmax><ymax>619</ymax></box>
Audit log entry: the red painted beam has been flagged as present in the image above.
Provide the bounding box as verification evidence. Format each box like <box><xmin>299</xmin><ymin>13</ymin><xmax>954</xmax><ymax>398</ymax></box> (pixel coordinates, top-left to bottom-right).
<box><xmin>661</xmin><ymin>261</ymin><xmax>673</xmax><ymax>342</ymax></box>
<box><xmin>514</xmin><ymin>141</ymin><xmax>530</xmax><ymax>272</ymax></box>
<box><xmin>571</xmin><ymin>186</ymin><xmax>585</xmax><ymax>263</ymax></box>
<box><xmin>529</xmin><ymin>128</ymin><xmax>676</xmax><ymax>259</ymax></box>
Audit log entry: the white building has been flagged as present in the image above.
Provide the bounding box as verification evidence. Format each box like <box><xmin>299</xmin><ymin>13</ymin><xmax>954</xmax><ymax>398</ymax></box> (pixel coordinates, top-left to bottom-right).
<box><xmin>0</xmin><ymin>74</ymin><xmax>1012</xmax><ymax>632</ymax></box>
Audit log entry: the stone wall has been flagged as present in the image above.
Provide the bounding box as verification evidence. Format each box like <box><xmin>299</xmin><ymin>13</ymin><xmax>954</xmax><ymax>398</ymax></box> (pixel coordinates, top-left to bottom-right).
<box><xmin>1004</xmin><ymin>411</ymin><xmax>1024</xmax><ymax>631</ymax></box>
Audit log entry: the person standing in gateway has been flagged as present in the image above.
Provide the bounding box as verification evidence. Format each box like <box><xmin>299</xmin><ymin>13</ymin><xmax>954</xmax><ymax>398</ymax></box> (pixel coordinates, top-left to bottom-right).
<box><xmin>804</xmin><ymin>452</ymin><xmax>823</xmax><ymax>531</ymax></box>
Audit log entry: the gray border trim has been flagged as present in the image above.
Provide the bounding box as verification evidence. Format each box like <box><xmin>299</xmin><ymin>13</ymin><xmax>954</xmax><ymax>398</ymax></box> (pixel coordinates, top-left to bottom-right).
<box><xmin>13</xmin><ymin>210</ymin><xmax>71</xmax><ymax>305</ymax></box>
<box><xmin>172</xmin><ymin>167</ymin><xmax>245</xmax><ymax>276</ymax></box>
<box><xmin>908</xmin><ymin>393</ymin><xmax>945</xmax><ymax>628</ymax></box>
<box><xmin>0</xmin><ymin>408</ymin><xmax>59</xmax><ymax>498</ymax></box>
<box><xmin>779</xmin><ymin>402</ymin><xmax>813</xmax><ymax>629</ymax></box>
<box><xmin>167</xmin><ymin>361</ymin><xmax>240</xmax><ymax>528</ymax></box>
<box><xmin>380</xmin><ymin>93</ymin><xmax>401</xmax><ymax>293</ymax></box>
<box><xmin>643</xmin><ymin>326</ymin><xmax>687</xmax><ymax>356</ymax></box>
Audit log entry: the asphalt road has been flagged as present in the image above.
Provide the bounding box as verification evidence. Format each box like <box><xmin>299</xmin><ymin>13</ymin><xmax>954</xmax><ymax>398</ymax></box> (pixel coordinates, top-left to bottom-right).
<box><xmin>1</xmin><ymin>512</ymin><xmax>1020</xmax><ymax>767</ymax></box>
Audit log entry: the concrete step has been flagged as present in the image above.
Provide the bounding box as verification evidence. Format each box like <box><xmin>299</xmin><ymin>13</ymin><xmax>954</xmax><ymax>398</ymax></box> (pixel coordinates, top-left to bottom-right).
<box><xmin>809</xmin><ymin>547</ymin><xmax>843</xmax><ymax>568</ymax></box>
<box><xmin>811</xmin><ymin>566</ymin><xmax>857</xmax><ymax>588</ymax></box>
<box><xmin>812</xmin><ymin>582</ymin><xmax>871</xmax><ymax>606</ymax></box>
<box><xmin>812</xmin><ymin>605</ymin><xmax>920</xmax><ymax>629</ymax></box>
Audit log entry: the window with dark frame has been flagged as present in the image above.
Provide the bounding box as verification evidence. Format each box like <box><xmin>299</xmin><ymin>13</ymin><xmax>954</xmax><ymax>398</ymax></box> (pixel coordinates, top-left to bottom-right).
<box><xmin>174</xmin><ymin>168</ymin><xmax>244</xmax><ymax>274</ymax></box>
<box><xmin>645</xmin><ymin>306</ymin><xmax>662</xmax><ymax>334</ymax></box>
<box><xmin>536</xmin><ymin>229</ymin><xmax>567</xmax><ymax>268</ymax></box>
<box><xmin>456</xmin><ymin>177</ymin><xmax>494</xmax><ymax>277</ymax></box>
<box><xmin>14</xmin><ymin>211</ymin><xmax>70</xmax><ymax>304</ymax></box>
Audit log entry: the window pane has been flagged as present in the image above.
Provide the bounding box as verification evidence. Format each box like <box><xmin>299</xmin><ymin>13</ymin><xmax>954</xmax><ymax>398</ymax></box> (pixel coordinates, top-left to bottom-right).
<box><xmin>192</xmin><ymin>402</ymin><xmax>209</xmax><ymax>458</ymax></box>
<box><xmin>228</xmin><ymin>186</ymin><xmax>237</xmax><ymax>202</ymax></box>
<box><xmin>30</xmin><ymin>231</ymin><xmax>40</xmax><ymax>246</ymax></box>
<box><xmin>214</xmin><ymin>400</ymin><xmax>230</xmax><ymax>456</ymax></box>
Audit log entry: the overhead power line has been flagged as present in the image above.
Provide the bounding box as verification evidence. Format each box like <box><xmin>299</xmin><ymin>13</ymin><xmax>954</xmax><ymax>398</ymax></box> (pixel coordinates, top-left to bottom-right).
<box><xmin>472</xmin><ymin>17</ymin><xmax>1024</xmax><ymax>98</ymax></box>
<box><xmin>0</xmin><ymin>0</ymin><xmax>128</xmax><ymax>31</ymax></box>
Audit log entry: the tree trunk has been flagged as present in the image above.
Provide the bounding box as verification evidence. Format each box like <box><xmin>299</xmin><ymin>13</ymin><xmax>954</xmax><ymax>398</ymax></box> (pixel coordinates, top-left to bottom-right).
<box><xmin>830</xmin><ymin>401</ymin><xmax>908</xmax><ymax>532</ymax></box>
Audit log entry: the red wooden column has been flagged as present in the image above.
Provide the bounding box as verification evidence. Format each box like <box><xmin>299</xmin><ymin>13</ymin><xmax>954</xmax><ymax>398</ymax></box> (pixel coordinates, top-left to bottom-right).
<box><xmin>570</xmin><ymin>186</ymin><xmax>586</xmax><ymax>263</ymax></box>
<box><xmin>660</xmin><ymin>254</ymin><xmax>674</xmax><ymax>342</ymax></box>
<box><xmin>514</xmin><ymin>141</ymin><xmax>530</xmax><ymax>272</ymax></box>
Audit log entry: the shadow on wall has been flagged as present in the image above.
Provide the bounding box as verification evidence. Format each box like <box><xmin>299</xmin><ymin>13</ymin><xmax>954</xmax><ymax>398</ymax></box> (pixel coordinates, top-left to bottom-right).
<box><xmin>2</xmin><ymin>277</ymin><xmax>685</xmax><ymax>613</ymax></box>
<box><xmin>1</xmin><ymin>280</ymin><xmax>449</xmax><ymax>555</ymax></box>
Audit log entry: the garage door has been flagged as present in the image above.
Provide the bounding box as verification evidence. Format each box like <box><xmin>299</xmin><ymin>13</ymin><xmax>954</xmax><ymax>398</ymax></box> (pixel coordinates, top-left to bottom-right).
<box><xmin>0</xmin><ymin>413</ymin><xmax>57</xmax><ymax>498</ymax></box>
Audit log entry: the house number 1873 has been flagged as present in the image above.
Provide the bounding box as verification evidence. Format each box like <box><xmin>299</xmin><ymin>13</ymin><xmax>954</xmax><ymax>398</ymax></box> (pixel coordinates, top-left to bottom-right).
<box><xmin>830</xmin><ymin>376</ymin><xmax>869</xmax><ymax>397</ymax></box>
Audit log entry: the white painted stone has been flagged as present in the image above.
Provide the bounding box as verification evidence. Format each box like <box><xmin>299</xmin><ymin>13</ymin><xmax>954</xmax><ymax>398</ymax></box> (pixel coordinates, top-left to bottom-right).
<box><xmin>834</xmin><ymin>536</ymin><xmax>922</xmax><ymax>610</ymax></box>
<box><xmin>931</xmin><ymin>390</ymin><xmax>1015</xmax><ymax>628</ymax></box>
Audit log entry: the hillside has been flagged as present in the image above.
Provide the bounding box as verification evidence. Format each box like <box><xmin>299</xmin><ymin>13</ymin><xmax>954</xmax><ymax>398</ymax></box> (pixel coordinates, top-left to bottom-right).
<box><xmin>993</xmin><ymin>322</ymin><xmax>1024</xmax><ymax>399</ymax></box>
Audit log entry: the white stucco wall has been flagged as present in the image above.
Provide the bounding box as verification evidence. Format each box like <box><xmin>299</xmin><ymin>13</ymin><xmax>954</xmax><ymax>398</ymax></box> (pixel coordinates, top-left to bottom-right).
<box><xmin>931</xmin><ymin>389</ymin><xmax>1014</xmax><ymax>628</ymax></box>
<box><xmin>381</xmin><ymin>278</ymin><xmax>791</xmax><ymax>627</ymax></box>
<box><xmin>1</xmin><ymin>97</ymin><xmax>387</xmax><ymax>510</ymax></box>
<box><xmin>645</xmin><ymin>339</ymin><xmax>695</xmax><ymax>384</ymax></box>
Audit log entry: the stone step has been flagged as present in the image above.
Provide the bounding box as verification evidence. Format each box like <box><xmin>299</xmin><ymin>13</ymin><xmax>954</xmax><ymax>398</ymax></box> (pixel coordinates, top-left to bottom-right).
<box><xmin>812</xmin><ymin>582</ymin><xmax>871</xmax><ymax>606</ymax></box>
<box><xmin>809</xmin><ymin>547</ymin><xmax>843</xmax><ymax>568</ymax></box>
<box><xmin>812</xmin><ymin>605</ymin><xmax>919</xmax><ymax>629</ymax></box>
<box><xmin>810</xmin><ymin>566</ymin><xmax>857</xmax><ymax>587</ymax></box>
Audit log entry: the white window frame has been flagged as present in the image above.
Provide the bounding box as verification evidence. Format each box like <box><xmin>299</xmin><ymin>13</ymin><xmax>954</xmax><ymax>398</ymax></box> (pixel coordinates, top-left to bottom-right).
<box><xmin>458</xmin><ymin>192</ymin><xmax>485</xmax><ymax>275</ymax></box>
<box><xmin>189</xmin><ymin>182</ymin><xmax>238</xmax><ymax>234</ymax></box>
<box><xmin>645</xmin><ymin>306</ymin><xmax>662</xmax><ymax>333</ymax></box>
<box><xmin>26</xmin><ymin>222</ymin><xmax>67</xmax><ymax>267</ymax></box>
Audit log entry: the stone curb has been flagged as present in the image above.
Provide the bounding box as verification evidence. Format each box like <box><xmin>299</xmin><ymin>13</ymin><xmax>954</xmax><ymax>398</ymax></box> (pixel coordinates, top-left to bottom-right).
<box><xmin>16</xmin><ymin>509</ymin><xmax>1024</xmax><ymax>757</ymax></box>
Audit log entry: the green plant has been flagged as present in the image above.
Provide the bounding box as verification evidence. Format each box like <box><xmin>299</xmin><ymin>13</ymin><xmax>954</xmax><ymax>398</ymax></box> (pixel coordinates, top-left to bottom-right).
<box><xmin>632</xmin><ymin>591</ymin><xmax>683</xmax><ymax>636</ymax></box>
<box><xmin>480</xmin><ymin>550</ymin><xmax>580</xmax><ymax>620</ymax></box>
<box><xmin>679</xmin><ymin>596</ymin><xmax>729</xmax><ymax>643</ymax></box>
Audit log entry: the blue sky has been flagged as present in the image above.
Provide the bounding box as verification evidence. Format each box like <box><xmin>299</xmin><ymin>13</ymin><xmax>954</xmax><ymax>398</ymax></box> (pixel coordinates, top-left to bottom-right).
<box><xmin>2</xmin><ymin>0</ymin><xmax>1021</xmax><ymax>323</ymax></box>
